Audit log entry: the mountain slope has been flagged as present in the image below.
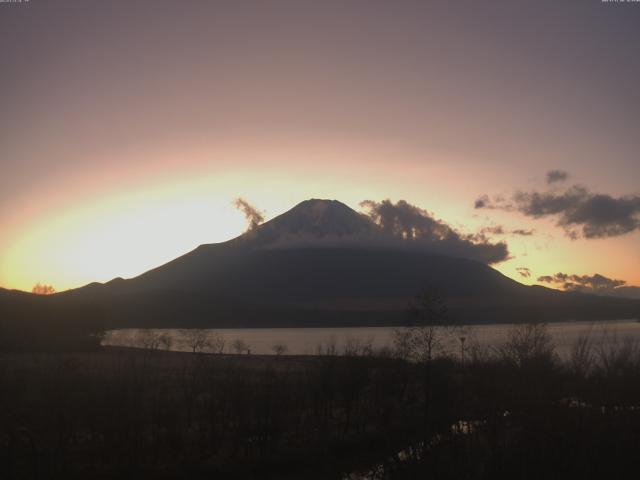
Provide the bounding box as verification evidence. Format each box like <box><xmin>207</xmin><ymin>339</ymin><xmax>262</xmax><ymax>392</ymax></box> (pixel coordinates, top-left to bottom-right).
<box><xmin>54</xmin><ymin>199</ymin><xmax>640</xmax><ymax>327</ymax></box>
<box><xmin>82</xmin><ymin>199</ymin><xmax>521</xmax><ymax>302</ymax></box>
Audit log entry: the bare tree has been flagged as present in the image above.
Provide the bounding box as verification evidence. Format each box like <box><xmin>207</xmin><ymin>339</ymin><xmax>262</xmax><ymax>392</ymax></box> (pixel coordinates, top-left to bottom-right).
<box><xmin>569</xmin><ymin>330</ymin><xmax>594</xmax><ymax>376</ymax></box>
<box><xmin>137</xmin><ymin>330</ymin><xmax>161</xmax><ymax>351</ymax></box>
<box><xmin>184</xmin><ymin>329</ymin><xmax>211</xmax><ymax>353</ymax></box>
<box><xmin>595</xmin><ymin>329</ymin><xmax>639</xmax><ymax>376</ymax></box>
<box><xmin>158</xmin><ymin>332</ymin><xmax>173</xmax><ymax>351</ymax></box>
<box><xmin>231</xmin><ymin>338</ymin><xmax>248</xmax><ymax>354</ymax></box>
<box><xmin>272</xmin><ymin>343</ymin><xmax>288</xmax><ymax>356</ymax></box>
<box><xmin>411</xmin><ymin>325</ymin><xmax>441</xmax><ymax>363</ymax></box>
<box><xmin>315</xmin><ymin>335</ymin><xmax>338</xmax><ymax>356</ymax></box>
<box><xmin>394</xmin><ymin>288</ymin><xmax>451</xmax><ymax>362</ymax></box>
<box><xmin>206</xmin><ymin>332</ymin><xmax>226</xmax><ymax>354</ymax></box>
<box><xmin>32</xmin><ymin>283</ymin><xmax>55</xmax><ymax>295</ymax></box>
<box><xmin>343</xmin><ymin>336</ymin><xmax>374</xmax><ymax>357</ymax></box>
<box><xmin>499</xmin><ymin>322</ymin><xmax>555</xmax><ymax>368</ymax></box>
<box><xmin>392</xmin><ymin>327</ymin><xmax>415</xmax><ymax>360</ymax></box>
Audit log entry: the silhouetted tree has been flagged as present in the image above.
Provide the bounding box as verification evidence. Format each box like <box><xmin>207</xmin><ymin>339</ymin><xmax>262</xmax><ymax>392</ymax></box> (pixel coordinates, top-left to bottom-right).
<box><xmin>271</xmin><ymin>343</ymin><xmax>287</xmax><ymax>356</ymax></box>
<box><xmin>158</xmin><ymin>332</ymin><xmax>173</xmax><ymax>351</ymax></box>
<box><xmin>32</xmin><ymin>283</ymin><xmax>55</xmax><ymax>295</ymax></box>
<box><xmin>393</xmin><ymin>288</ymin><xmax>451</xmax><ymax>362</ymax></box>
<box><xmin>206</xmin><ymin>332</ymin><xmax>225</xmax><ymax>354</ymax></box>
<box><xmin>499</xmin><ymin>322</ymin><xmax>556</xmax><ymax>368</ymax></box>
<box><xmin>232</xmin><ymin>338</ymin><xmax>248</xmax><ymax>354</ymax></box>
<box><xmin>137</xmin><ymin>330</ymin><xmax>161</xmax><ymax>351</ymax></box>
<box><xmin>185</xmin><ymin>329</ymin><xmax>210</xmax><ymax>353</ymax></box>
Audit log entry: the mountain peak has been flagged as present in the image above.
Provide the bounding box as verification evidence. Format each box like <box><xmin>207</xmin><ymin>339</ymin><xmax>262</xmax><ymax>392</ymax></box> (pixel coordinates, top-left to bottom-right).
<box><xmin>288</xmin><ymin>199</ymin><xmax>361</xmax><ymax>223</ymax></box>
<box><xmin>241</xmin><ymin>198</ymin><xmax>378</xmax><ymax>247</ymax></box>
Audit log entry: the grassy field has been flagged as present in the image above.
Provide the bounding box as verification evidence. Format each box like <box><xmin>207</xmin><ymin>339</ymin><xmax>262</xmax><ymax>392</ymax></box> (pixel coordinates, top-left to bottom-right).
<box><xmin>2</xmin><ymin>325</ymin><xmax>640</xmax><ymax>479</ymax></box>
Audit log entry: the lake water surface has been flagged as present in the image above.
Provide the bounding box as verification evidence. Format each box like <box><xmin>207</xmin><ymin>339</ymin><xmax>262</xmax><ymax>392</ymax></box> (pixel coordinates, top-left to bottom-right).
<box><xmin>103</xmin><ymin>319</ymin><xmax>640</xmax><ymax>358</ymax></box>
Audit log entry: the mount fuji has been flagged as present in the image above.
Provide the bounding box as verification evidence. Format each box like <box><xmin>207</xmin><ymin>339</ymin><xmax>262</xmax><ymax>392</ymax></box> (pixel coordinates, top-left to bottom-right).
<box><xmin>42</xmin><ymin>198</ymin><xmax>638</xmax><ymax>328</ymax></box>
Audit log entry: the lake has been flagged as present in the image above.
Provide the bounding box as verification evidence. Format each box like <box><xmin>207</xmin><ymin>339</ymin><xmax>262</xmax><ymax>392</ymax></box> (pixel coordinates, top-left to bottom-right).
<box><xmin>103</xmin><ymin>319</ymin><xmax>640</xmax><ymax>359</ymax></box>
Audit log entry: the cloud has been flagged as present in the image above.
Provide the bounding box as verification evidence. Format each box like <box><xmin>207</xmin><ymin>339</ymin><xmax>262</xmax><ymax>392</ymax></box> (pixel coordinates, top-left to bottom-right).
<box><xmin>480</xmin><ymin>225</ymin><xmax>505</xmax><ymax>235</ymax></box>
<box><xmin>537</xmin><ymin>272</ymin><xmax>640</xmax><ymax>300</ymax></box>
<box><xmin>233</xmin><ymin>198</ymin><xmax>264</xmax><ymax>231</ymax></box>
<box><xmin>479</xmin><ymin>225</ymin><xmax>534</xmax><ymax>237</ymax></box>
<box><xmin>536</xmin><ymin>272</ymin><xmax>626</xmax><ymax>292</ymax></box>
<box><xmin>546</xmin><ymin>169</ymin><xmax>569</xmax><ymax>184</ymax></box>
<box><xmin>360</xmin><ymin>199</ymin><xmax>510</xmax><ymax>264</ymax></box>
<box><xmin>474</xmin><ymin>194</ymin><xmax>510</xmax><ymax>211</ymax></box>
<box><xmin>512</xmin><ymin>229</ymin><xmax>534</xmax><ymax>236</ymax></box>
<box><xmin>474</xmin><ymin>195</ymin><xmax>491</xmax><ymax>209</ymax></box>
<box><xmin>516</xmin><ymin>267</ymin><xmax>531</xmax><ymax>279</ymax></box>
<box><xmin>475</xmin><ymin>182</ymin><xmax>640</xmax><ymax>239</ymax></box>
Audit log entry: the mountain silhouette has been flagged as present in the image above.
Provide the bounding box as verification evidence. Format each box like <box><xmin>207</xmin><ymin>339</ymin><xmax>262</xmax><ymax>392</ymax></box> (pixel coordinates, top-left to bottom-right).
<box><xmin>50</xmin><ymin>199</ymin><xmax>638</xmax><ymax>327</ymax></box>
<box><xmin>2</xmin><ymin>199</ymin><xmax>639</xmax><ymax>334</ymax></box>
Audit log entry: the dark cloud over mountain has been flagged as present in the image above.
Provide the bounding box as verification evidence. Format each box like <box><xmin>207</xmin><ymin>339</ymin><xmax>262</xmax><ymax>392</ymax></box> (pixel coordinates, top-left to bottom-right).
<box><xmin>360</xmin><ymin>199</ymin><xmax>509</xmax><ymax>265</ymax></box>
<box><xmin>475</xmin><ymin>179</ymin><xmax>640</xmax><ymax>239</ymax></box>
<box><xmin>516</xmin><ymin>267</ymin><xmax>531</xmax><ymax>279</ymax></box>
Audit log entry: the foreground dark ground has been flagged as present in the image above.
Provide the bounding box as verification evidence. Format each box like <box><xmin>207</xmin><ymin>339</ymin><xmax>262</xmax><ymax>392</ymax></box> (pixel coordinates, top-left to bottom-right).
<box><xmin>2</xmin><ymin>330</ymin><xmax>640</xmax><ymax>480</ymax></box>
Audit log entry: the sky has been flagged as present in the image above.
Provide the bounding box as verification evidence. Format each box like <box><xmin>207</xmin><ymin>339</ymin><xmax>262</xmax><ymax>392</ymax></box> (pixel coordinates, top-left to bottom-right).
<box><xmin>1</xmin><ymin>0</ymin><xmax>639</xmax><ymax>293</ymax></box>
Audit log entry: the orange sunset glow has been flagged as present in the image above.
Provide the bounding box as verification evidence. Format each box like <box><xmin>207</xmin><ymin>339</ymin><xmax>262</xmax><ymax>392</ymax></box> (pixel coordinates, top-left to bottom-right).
<box><xmin>2</xmin><ymin>140</ymin><xmax>639</xmax><ymax>294</ymax></box>
<box><xmin>1</xmin><ymin>1</ymin><xmax>639</xmax><ymax>297</ymax></box>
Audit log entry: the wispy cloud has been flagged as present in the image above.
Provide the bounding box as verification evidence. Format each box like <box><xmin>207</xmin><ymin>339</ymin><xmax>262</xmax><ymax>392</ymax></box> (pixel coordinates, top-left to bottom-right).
<box><xmin>537</xmin><ymin>272</ymin><xmax>626</xmax><ymax>292</ymax></box>
<box><xmin>479</xmin><ymin>225</ymin><xmax>535</xmax><ymax>237</ymax></box>
<box><xmin>546</xmin><ymin>169</ymin><xmax>569</xmax><ymax>185</ymax></box>
<box><xmin>536</xmin><ymin>272</ymin><xmax>640</xmax><ymax>300</ymax></box>
<box><xmin>233</xmin><ymin>198</ymin><xmax>265</xmax><ymax>231</ymax></box>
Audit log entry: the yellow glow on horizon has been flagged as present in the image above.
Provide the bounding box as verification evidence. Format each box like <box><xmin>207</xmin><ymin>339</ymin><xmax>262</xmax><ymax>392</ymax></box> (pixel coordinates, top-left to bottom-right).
<box><xmin>1</xmin><ymin>183</ymin><xmax>245</xmax><ymax>291</ymax></box>
<box><xmin>0</xmin><ymin>138</ymin><xmax>467</xmax><ymax>292</ymax></box>
<box><xmin>1</xmin><ymin>139</ymin><xmax>638</xmax><ymax>293</ymax></box>
<box><xmin>492</xmin><ymin>230</ymin><xmax>640</xmax><ymax>288</ymax></box>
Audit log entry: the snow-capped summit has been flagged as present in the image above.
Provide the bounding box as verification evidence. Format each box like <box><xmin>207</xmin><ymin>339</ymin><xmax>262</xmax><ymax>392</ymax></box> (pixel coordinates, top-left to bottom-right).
<box><xmin>240</xmin><ymin>199</ymin><xmax>380</xmax><ymax>247</ymax></box>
